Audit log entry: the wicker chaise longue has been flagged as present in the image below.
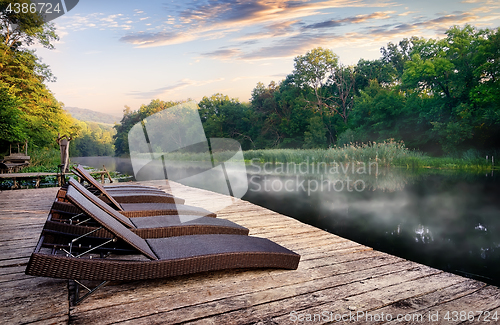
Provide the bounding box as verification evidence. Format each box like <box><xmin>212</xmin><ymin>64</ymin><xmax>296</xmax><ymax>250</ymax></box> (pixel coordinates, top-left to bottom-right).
<box><xmin>46</xmin><ymin>179</ymin><xmax>249</xmax><ymax>238</ymax></box>
<box><xmin>57</xmin><ymin>177</ymin><xmax>217</xmax><ymax>218</ymax></box>
<box><xmin>27</xmin><ymin>182</ymin><xmax>300</xmax><ymax>305</ymax></box>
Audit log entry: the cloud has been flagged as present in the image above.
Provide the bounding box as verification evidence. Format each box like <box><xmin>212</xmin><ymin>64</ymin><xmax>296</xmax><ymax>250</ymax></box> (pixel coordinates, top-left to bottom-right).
<box><xmin>201</xmin><ymin>49</ymin><xmax>243</xmax><ymax>60</ymax></box>
<box><xmin>303</xmin><ymin>11</ymin><xmax>393</xmax><ymax>30</ymax></box>
<box><xmin>414</xmin><ymin>12</ymin><xmax>479</xmax><ymax>29</ymax></box>
<box><xmin>199</xmin><ymin>35</ymin><xmax>327</xmax><ymax>60</ymax></box>
<box><xmin>203</xmin><ymin>10</ymin><xmax>490</xmax><ymax>62</ymax></box>
<box><xmin>119</xmin><ymin>31</ymin><xmax>196</xmax><ymax>47</ymax></box>
<box><xmin>119</xmin><ymin>0</ymin><xmax>396</xmax><ymax>48</ymax></box>
<box><xmin>59</xmin><ymin>13</ymin><xmax>140</xmax><ymax>31</ymax></box>
<box><xmin>398</xmin><ymin>11</ymin><xmax>416</xmax><ymax>16</ymax></box>
<box><xmin>127</xmin><ymin>78</ymin><xmax>225</xmax><ymax>99</ymax></box>
<box><xmin>237</xmin><ymin>20</ymin><xmax>301</xmax><ymax>41</ymax></box>
<box><xmin>177</xmin><ymin>0</ymin><xmax>395</xmax><ymax>28</ymax></box>
<box><xmin>232</xmin><ymin>73</ymin><xmax>287</xmax><ymax>82</ymax></box>
<box><xmin>241</xmin><ymin>33</ymin><xmax>341</xmax><ymax>60</ymax></box>
<box><xmin>127</xmin><ymin>80</ymin><xmax>193</xmax><ymax>99</ymax></box>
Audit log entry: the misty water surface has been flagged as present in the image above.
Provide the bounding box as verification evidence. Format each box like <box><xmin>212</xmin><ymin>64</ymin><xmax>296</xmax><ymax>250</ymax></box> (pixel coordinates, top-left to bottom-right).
<box><xmin>73</xmin><ymin>156</ymin><xmax>500</xmax><ymax>286</ymax></box>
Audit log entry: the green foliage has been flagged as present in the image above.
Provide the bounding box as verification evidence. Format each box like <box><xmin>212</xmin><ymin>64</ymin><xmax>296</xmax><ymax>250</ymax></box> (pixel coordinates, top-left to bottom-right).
<box><xmin>336</xmin><ymin>129</ymin><xmax>363</xmax><ymax>147</ymax></box>
<box><xmin>0</xmin><ymin>82</ymin><xmax>25</xmax><ymax>152</ymax></box>
<box><xmin>245</xmin><ymin>139</ymin><xmax>413</xmax><ymax>165</ymax></box>
<box><xmin>355</xmin><ymin>58</ymin><xmax>396</xmax><ymax>89</ymax></box>
<box><xmin>27</xmin><ymin>147</ymin><xmax>60</xmax><ymax>168</ymax></box>
<box><xmin>245</xmin><ymin>141</ymin><xmax>494</xmax><ymax>170</ymax></box>
<box><xmin>113</xmin><ymin>100</ymin><xmax>185</xmax><ymax>156</ymax></box>
<box><xmin>199</xmin><ymin>93</ymin><xmax>256</xmax><ymax>149</ymax></box>
<box><xmin>0</xmin><ymin>0</ymin><xmax>58</xmax><ymax>48</ymax></box>
<box><xmin>293</xmin><ymin>47</ymin><xmax>339</xmax><ymax>91</ymax></box>
<box><xmin>303</xmin><ymin>116</ymin><xmax>327</xmax><ymax>148</ymax></box>
<box><xmin>292</xmin><ymin>47</ymin><xmax>356</xmax><ymax>124</ymax></box>
<box><xmin>0</xmin><ymin>0</ymin><xmax>79</xmax><ymax>156</ymax></box>
<box><xmin>70</xmin><ymin>121</ymin><xmax>115</xmax><ymax>157</ymax></box>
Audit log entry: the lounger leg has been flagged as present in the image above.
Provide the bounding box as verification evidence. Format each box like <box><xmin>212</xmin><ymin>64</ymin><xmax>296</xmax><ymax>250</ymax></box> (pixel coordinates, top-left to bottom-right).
<box><xmin>71</xmin><ymin>280</ymin><xmax>109</xmax><ymax>305</ymax></box>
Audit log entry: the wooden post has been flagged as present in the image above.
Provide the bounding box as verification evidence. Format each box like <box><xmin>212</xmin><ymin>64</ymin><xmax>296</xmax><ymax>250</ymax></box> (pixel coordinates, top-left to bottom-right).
<box><xmin>57</xmin><ymin>134</ymin><xmax>72</xmax><ymax>173</ymax></box>
<box><xmin>101</xmin><ymin>172</ymin><xmax>105</xmax><ymax>184</ymax></box>
<box><xmin>103</xmin><ymin>165</ymin><xmax>113</xmax><ymax>183</ymax></box>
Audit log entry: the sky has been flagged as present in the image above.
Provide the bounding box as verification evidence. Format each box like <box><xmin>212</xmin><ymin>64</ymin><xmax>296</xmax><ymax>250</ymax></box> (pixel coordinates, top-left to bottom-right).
<box><xmin>34</xmin><ymin>0</ymin><xmax>500</xmax><ymax>117</ymax></box>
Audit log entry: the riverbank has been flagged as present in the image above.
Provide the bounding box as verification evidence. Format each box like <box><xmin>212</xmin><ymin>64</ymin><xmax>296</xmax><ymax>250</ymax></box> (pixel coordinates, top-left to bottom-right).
<box><xmin>244</xmin><ymin>144</ymin><xmax>497</xmax><ymax>171</ymax></box>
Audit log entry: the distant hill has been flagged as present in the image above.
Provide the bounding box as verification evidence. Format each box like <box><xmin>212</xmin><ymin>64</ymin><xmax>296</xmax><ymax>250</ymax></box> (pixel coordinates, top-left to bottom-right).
<box><xmin>65</xmin><ymin>107</ymin><xmax>121</xmax><ymax>125</ymax></box>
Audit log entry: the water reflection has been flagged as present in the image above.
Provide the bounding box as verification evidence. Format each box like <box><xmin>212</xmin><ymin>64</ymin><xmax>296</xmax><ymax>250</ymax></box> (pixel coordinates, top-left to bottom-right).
<box><xmin>72</xmin><ymin>156</ymin><xmax>137</xmax><ymax>179</ymax></box>
<box><xmin>243</xmin><ymin>165</ymin><xmax>500</xmax><ymax>286</ymax></box>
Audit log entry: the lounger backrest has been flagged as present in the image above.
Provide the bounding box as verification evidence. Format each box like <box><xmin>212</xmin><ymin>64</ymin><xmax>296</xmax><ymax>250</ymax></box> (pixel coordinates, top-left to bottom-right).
<box><xmin>74</xmin><ymin>165</ymin><xmax>124</xmax><ymax>211</ymax></box>
<box><xmin>68</xmin><ymin>179</ymin><xmax>135</xmax><ymax>228</ymax></box>
<box><xmin>66</xmin><ymin>185</ymin><xmax>157</xmax><ymax>260</ymax></box>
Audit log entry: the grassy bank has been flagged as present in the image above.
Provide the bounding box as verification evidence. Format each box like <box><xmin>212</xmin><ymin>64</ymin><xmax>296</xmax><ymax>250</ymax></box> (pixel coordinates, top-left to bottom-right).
<box><xmin>19</xmin><ymin>147</ymin><xmax>61</xmax><ymax>173</ymax></box>
<box><xmin>129</xmin><ymin>140</ymin><xmax>495</xmax><ymax>170</ymax></box>
<box><xmin>244</xmin><ymin>140</ymin><xmax>496</xmax><ymax>170</ymax></box>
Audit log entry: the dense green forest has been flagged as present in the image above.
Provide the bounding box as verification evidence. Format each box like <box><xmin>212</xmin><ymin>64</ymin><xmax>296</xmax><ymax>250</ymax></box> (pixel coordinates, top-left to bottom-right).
<box><xmin>114</xmin><ymin>25</ymin><xmax>500</xmax><ymax>157</ymax></box>
<box><xmin>70</xmin><ymin>120</ymin><xmax>115</xmax><ymax>157</ymax></box>
<box><xmin>0</xmin><ymin>1</ymin><xmax>114</xmax><ymax>160</ymax></box>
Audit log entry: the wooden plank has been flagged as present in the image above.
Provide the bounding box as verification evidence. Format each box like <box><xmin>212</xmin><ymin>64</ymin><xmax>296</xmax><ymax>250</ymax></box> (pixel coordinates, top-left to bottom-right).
<box><xmin>0</xmin><ymin>276</ymin><xmax>68</xmax><ymax>324</ymax></box>
<box><xmin>25</xmin><ymin>316</ymin><xmax>69</xmax><ymax>325</ymax></box>
<box><xmin>70</xmin><ymin>257</ymin><xmax>411</xmax><ymax>324</ymax></box>
<box><xmin>364</xmin><ymin>279</ymin><xmax>486</xmax><ymax>324</ymax></box>
<box><xmin>381</xmin><ymin>285</ymin><xmax>500</xmax><ymax>325</ymax></box>
<box><xmin>0</xmin><ymin>265</ymin><xmax>26</xmax><ymax>277</ymax></box>
<box><xmin>0</xmin><ymin>187</ymin><xmax>68</xmax><ymax>325</ymax></box>
<box><xmin>114</xmin><ymin>263</ymin><xmax>440</xmax><ymax>325</ymax></box>
<box><xmin>0</xmin><ymin>257</ymin><xmax>29</xmax><ymax>267</ymax></box>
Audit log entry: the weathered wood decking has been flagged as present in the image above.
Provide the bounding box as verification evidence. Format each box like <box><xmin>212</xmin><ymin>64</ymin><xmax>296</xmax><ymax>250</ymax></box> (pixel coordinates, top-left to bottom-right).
<box><xmin>1</xmin><ymin>181</ymin><xmax>500</xmax><ymax>325</ymax></box>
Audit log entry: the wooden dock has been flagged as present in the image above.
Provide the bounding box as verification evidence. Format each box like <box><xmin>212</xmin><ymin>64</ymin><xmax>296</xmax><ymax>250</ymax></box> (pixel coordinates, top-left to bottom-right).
<box><xmin>1</xmin><ymin>181</ymin><xmax>500</xmax><ymax>324</ymax></box>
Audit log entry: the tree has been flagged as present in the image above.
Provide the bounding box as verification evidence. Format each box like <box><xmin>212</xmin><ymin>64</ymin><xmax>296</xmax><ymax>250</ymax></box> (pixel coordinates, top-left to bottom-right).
<box><xmin>0</xmin><ymin>82</ymin><xmax>25</xmax><ymax>152</ymax></box>
<box><xmin>199</xmin><ymin>93</ymin><xmax>257</xmax><ymax>150</ymax></box>
<box><xmin>355</xmin><ymin>58</ymin><xmax>396</xmax><ymax>90</ymax></box>
<box><xmin>70</xmin><ymin>121</ymin><xmax>115</xmax><ymax>157</ymax></box>
<box><xmin>0</xmin><ymin>0</ymin><xmax>58</xmax><ymax>50</ymax></box>
<box><xmin>293</xmin><ymin>47</ymin><xmax>339</xmax><ymax>102</ymax></box>
<box><xmin>380</xmin><ymin>37</ymin><xmax>417</xmax><ymax>78</ymax></box>
<box><xmin>326</xmin><ymin>64</ymin><xmax>356</xmax><ymax>124</ymax></box>
<box><xmin>303</xmin><ymin>116</ymin><xmax>327</xmax><ymax>148</ymax></box>
<box><xmin>399</xmin><ymin>25</ymin><xmax>498</xmax><ymax>152</ymax></box>
<box><xmin>114</xmin><ymin>100</ymin><xmax>186</xmax><ymax>156</ymax></box>
<box><xmin>0</xmin><ymin>1</ymin><xmax>77</xmax><ymax>153</ymax></box>
<box><xmin>292</xmin><ymin>48</ymin><xmax>356</xmax><ymax>124</ymax></box>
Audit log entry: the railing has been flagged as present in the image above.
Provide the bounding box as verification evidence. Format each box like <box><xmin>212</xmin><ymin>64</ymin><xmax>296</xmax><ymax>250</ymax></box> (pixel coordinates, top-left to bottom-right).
<box><xmin>0</xmin><ymin>170</ymin><xmax>111</xmax><ymax>189</ymax></box>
